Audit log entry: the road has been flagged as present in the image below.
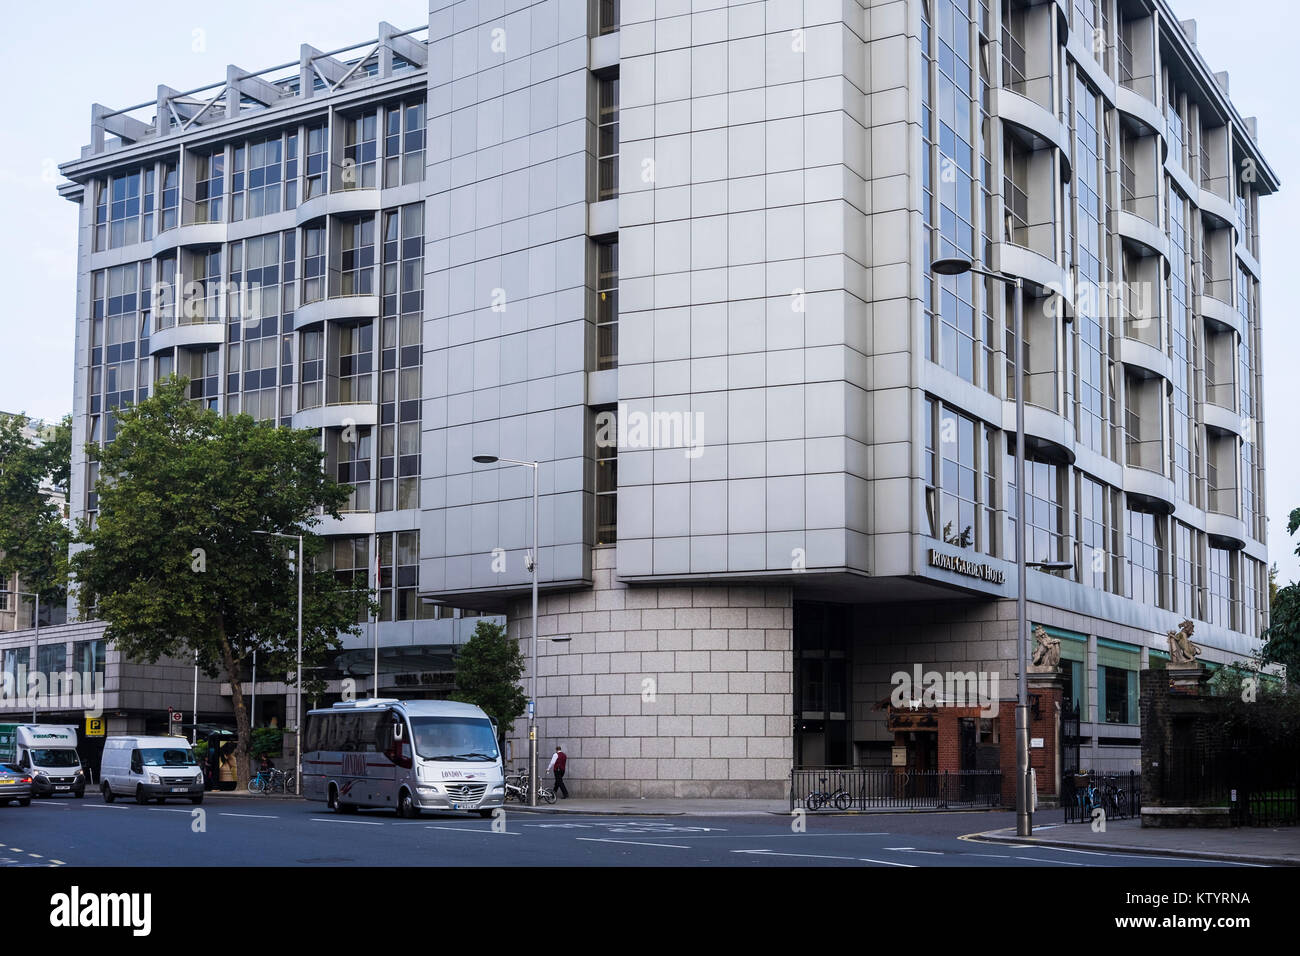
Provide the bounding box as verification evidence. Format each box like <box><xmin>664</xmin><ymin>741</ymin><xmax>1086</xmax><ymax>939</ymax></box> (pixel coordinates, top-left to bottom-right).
<box><xmin>0</xmin><ymin>795</ymin><xmax>1264</xmax><ymax>867</ymax></box>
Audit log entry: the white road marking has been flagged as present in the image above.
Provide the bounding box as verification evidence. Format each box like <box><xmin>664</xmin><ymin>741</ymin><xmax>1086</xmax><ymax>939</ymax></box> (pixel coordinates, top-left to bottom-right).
<box><xmin>1014</xmin><ymin>855</ymin><xmax>1087</xmax><ymax>865</ymax></box>
<box><xmin>147</xmin><ymin>807</ymin><xmax>194</xmax><ymax>813</ymax></box>
<box><xmin>423</xmin><ymin>825</ymin><xmax>518</xmax><ymax>835</ymax></box>
<box><xmin>218</xmin><ymin>812</ymin><xmax>280</xmax><ymax>819</ymax></box>
<box><xmin>884</xmin><ymin>847</ymin><xmax>943</xmax><ymax>855</ymax></box>
<box><xmin>732</xmin><ymin>849</ymin><xmax>917</xmax><ymax>866</ymax></box>
<box><xmin>310</xmin><ymin>817</ymin><xmax>383</xmax><ymax>826</ymax></box>
<box><xmin>81</xmin><ymin>804</ymin><xmax>127</xmax><ymax>810</ymax></box>
<box><xmin>577</xmin><ymin>838</ymin><xmax>690</xmax><ymax>849</ymax></box>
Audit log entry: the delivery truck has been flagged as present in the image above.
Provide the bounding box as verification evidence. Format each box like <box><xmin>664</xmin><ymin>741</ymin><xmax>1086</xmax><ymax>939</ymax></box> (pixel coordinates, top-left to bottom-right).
<box><xmin>0</xmin><ymin>723</ymin><xmax>86</xmax><ymax>797</ymax></box>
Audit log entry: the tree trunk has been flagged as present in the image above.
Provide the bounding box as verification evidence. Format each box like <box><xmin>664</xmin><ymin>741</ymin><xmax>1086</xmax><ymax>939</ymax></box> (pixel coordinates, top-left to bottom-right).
<box><xmin>215</xmin><ymin>620</ymin><xmax>251</xmax><ymax>791</ymax></box>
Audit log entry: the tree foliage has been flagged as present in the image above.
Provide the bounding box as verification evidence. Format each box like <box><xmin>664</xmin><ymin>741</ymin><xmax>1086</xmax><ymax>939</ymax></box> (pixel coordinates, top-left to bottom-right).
<box><xmin>0</xmin><ymin>412</ymin><xmax>71</xmax><ymax>606</ymax></box>
<box><xmin>70</xmin><ymin>378</ymin><xmax>374</xmax><ymax>787</ymax></box>
<box><xmin>451</xmin><ymin>619</ymin><xmax>527</xmax><ymax>748</ymax></box>
<box><xmin>1260</xmin><ymin>507</ymin><xmax>1300</xmax><ymax>683</ymax></box>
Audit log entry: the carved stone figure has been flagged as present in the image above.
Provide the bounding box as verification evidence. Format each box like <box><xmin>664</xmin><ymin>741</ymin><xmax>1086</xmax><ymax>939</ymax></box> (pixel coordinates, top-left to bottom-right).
<box><xmin>1166</xmin><ymin>619</ymin><xmax>1201</xmax><ymax>665</ymax></box>
<box><xmin>1031</xmin><ymin>625</ymin><xmax>1061</xmax><ymax>668</ymax></box>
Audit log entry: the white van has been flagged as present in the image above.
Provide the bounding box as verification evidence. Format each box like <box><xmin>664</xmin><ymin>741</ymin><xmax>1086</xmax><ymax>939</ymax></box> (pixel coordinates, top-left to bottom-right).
<box><xmin>303</xmin><ymin>699</ymin><xmax>505</xmax><ymax>817</ymax></box>
<box><xmin>8</xmin><ymin>725</ymin><xmax>85</xmax><ymax>798</ymax></box>
<box><xmin>100</xmin><ymin>735</ymin><xmax>205</xmax><ymax>805</ymax></box>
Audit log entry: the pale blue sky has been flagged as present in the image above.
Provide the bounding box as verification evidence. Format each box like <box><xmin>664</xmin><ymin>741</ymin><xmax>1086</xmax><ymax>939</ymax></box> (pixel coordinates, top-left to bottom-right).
<box><xmin>0</xmin><ymin>0</ymin><xmax>1295</xmax><ymax>581</ymax></box>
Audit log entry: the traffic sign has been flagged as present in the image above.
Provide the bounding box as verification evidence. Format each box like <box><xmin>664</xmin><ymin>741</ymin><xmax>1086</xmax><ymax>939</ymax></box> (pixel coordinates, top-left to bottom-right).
<box><xmin>85</xmin><ymin>716</ymin><xmax>105</xmax><ymax>737</ymax></box>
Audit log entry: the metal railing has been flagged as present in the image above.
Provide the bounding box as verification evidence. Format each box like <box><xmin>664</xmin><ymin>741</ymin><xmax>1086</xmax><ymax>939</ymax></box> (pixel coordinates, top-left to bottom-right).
<box><xmin>790</xmin><ymin>768</ymin><xmax>1003</xmax><ymax>811</ymax></box>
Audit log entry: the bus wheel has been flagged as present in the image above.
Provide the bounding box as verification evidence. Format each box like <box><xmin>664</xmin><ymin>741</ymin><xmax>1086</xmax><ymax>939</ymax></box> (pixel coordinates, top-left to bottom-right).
<box><xmin>327</xmin><ymin>784</ymin><xmax>340</xmax><ymax>811</ymax></box>
<box><xmin>398</xmin><ymin>790</ymin><xmax>420</xmax><ymax>818</ymax></box>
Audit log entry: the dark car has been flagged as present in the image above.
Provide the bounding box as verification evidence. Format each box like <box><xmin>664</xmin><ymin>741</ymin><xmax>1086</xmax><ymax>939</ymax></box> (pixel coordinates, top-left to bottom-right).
<box><xmin>0</xmin><ymin>764</ymin><xmax>33</xmax><ymax>807</ymax></box>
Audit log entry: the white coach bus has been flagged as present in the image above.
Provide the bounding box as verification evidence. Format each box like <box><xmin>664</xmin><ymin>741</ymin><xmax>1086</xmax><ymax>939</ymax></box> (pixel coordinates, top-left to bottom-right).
<box><xmin>302</xmin><ymin>699</ymin><xmax>505</xmax><ymax>817</ymax></box>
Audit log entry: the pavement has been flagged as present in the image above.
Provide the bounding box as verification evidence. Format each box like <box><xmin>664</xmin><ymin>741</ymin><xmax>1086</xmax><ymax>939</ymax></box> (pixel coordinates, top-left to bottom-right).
<box><xmin>973</xmin><ymin>816</ymin><xmax>1300</xmax><ymax>866</ymax></box>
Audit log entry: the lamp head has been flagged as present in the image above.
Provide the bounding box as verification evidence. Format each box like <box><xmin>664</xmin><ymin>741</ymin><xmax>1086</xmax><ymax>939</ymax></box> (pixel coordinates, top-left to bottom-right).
<box><xmin>472</xmin><ymin>455</ymin><xmax>499</xmax><ymax>464</ymax></box>
<box><xmin>930</xmin><ymin>256</ymin><xmax>975</xmax><ymax>276</ymax></box>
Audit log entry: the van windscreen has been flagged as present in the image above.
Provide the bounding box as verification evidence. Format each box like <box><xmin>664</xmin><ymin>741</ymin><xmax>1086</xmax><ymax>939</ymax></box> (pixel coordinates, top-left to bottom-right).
<box><xmin>140</xmin><ymin>748</ymin><xmax>197</xmax><ymax>767</ymax></box>
<box><xmin>31</xmin><ymin>749</ymin><xmax>79</xmax><ymax>767</ymax></box>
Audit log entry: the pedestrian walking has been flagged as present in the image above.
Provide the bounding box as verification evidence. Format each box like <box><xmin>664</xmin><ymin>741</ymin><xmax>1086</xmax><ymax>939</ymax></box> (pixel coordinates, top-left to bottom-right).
<box><xmin>547</xmin><ymin>745</ymin><xmax>569</xmax><ymax>798</ymax></box>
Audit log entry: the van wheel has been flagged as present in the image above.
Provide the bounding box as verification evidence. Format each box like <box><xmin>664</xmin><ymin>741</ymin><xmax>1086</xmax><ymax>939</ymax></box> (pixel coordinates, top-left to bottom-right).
<box><xmin>398</xmin><ymin>790</ymin><xmax>420</xmax><ymax>818</ymax></box>
<box><xmin>135</xmin><ymin>786</ymin><xmax>149</xmax><ymax>805</ymax></box>
<box><xmin>477</xmin><ymin>809</ymin><xmax>494</xmax><ymax>819</ymax></box>
<box><xmin>102</xmin><ymin>782</ymin><xmax>115</xmax><ymax>803</ymax></box>
<box><xmin>190</xmin><ymin>795</ymin><xmax>203</xmax><ymax>805</ymax></box>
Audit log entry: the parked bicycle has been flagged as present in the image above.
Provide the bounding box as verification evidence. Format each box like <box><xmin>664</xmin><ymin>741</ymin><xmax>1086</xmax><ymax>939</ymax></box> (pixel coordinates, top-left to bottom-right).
<box><xmin>507</xmin><ymin>772</ymin><xmax>556</xmax><ymax>805</ymax></box>
<box><xmin>249</xmin><ymin>767</ymin><xmax>296</xmax><ymax>794</ymax></box>
<box><xmin>805</xmin><ymin>774</ymin><xmax>851</xmax><ymax>811</ymax></box>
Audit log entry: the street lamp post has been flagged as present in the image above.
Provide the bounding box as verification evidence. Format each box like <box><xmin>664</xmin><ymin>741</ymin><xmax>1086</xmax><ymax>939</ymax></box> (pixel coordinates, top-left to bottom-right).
<box><xmin>473</xmin><ymin>454</ymin><xmax>539</xmax><ymax>807</ymax></box>
<box><xmin>253</xmin><ymin>530</ymin><xmax>304</xmax><ymax>794</ymax></box>
<box><xmin>931</xmin><ymin>256</ymin><xmax>1035</xmax><ymax>836</ymax></box>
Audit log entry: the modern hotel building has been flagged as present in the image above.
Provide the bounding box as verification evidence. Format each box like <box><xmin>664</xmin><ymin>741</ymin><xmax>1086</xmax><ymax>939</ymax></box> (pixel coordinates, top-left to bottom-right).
<box><xmin>58</xmin><ymin>0</ymin><xmax>1276</xmax><ymax>795</ymax></box>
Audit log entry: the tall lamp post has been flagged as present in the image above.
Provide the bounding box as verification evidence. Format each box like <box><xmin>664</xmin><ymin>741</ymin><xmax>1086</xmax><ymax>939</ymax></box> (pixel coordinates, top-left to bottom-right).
<box><xmin>472</xmin><ymin>454</ymin><xmax>539</xmax><ymax>807</ymax></box>
<box><xmin>930</xmin><ymin>258</ymin><xmax>1069</xmax><ymax>836</ymax></box>
<box><xmin>253</xmin><ymin>530</ymin><xmax>304</xmax><ymax>794</ymax></box>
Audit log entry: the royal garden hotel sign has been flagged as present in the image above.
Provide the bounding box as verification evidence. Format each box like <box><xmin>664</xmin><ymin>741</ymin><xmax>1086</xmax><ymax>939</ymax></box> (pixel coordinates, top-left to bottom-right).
<box><xmin>927</xmin><ymin>549</ymin><xmax>1006</xmax><ymax>585</ymax></box>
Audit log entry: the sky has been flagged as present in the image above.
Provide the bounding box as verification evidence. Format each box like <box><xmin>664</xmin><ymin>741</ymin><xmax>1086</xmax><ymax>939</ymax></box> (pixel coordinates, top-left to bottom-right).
<box><xmin>0</xmin><ymin>0</ymin><xmax>1295</xmax><ymax>582</ymax></box>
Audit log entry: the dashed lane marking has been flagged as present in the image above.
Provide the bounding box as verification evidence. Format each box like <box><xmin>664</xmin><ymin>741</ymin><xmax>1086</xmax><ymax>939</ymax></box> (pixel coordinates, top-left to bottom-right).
<box><xmin>731</xmin><ymin>849</ymin><xmax>917</xmax><ymax>866</ymax></box>
<box><xmin>424</xmin><ymin>825</ymin><xmax>519</xmax><ymax>835</ymax></box>
<box><xmin>577</xmin><ymin>838</ymin><xmax>690</xmax><ymax>849</ymax></box>
<box><xmin>218</xmin><ymin>812</ymin><xmax>280</xmax><ymax>819</ymax></box>
<box><xmin>309</xmin><ymin>817</ymin><xmax>383</xmax><ymax>825</ymax></box>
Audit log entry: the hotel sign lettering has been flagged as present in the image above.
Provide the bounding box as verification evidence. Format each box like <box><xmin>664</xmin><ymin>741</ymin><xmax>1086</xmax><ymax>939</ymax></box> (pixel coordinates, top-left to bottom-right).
<box><xmin>927</xmin><ymin>549</ymin><xmax>1005</xmax><ymax>585</ymax></box>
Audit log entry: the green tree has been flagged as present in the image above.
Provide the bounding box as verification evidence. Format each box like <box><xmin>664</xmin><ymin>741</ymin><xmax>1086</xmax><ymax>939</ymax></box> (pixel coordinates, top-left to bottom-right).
<box><xmin>0</xmin><ymin>412</ymin><xmax>71</xmax><ymax>607</ymax></box>
<box><xmin>1260</xmin><ymin>508</ymin><xmax>1300</xmax><ymax>682</ymax></box>
<box><xmin>451</xmin><ymin>619</ymin><xmax>527</xmax><ymax>750</ymax></box>
<box><xmin>70</xmin><ymin>378</ymin><xmax>374</xmax><ymax>789</ymax></box>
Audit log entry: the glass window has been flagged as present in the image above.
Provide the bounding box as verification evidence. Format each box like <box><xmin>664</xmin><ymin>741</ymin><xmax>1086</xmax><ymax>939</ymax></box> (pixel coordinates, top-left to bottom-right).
<box><xmin>596</xmin><ymin>240</ymin><xmax>618</xmax><ymax>370</ymax></box>
<box><xmin>1125</xmin><ymin>504</ymin><xmax>1162</xmax><ymax>608</ymax></box>
<box><xmin>597</xmin><ymin>77</ymin><xmax>619</xmax><ymax>200</ymax></box>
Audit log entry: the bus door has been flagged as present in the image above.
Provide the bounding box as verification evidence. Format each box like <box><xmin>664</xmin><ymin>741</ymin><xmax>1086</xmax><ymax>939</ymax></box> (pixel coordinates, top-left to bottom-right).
<box><xmin>380</xmin><ymin>709</ymin><xmax>414</xmax><ymax>799</ymax></box>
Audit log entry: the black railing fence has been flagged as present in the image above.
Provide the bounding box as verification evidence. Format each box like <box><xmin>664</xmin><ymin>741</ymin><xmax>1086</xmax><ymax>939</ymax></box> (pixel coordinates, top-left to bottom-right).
<box><xmin>1061</xmin><ymin>770</ymin><xmax>1141</xmax><ymax>824</ymax></box>
<box><xmin>1160</xmin><ymin>747</ymin><xmax>1300</xmax><ymax>828</ymax></box>
<box><xmin>791</xmin><ymin>768</ymin><xmax>1003</xmax><ymax>811</ymax></box>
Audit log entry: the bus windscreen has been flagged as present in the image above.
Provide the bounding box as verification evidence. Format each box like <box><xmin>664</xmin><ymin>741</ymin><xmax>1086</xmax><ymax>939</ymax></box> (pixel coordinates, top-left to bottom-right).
<box><xmin>409</xmin><ymin>717</ymin><xmax>500</xmax><ymax>761</ymax></box>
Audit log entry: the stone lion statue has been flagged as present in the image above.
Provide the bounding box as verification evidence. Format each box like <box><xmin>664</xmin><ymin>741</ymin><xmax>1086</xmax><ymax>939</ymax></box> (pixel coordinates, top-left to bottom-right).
<box><xmin>1031</xmin><ymin>625</ymin><xmax>1061</xmax><ymax>668</ymax></box>
<box><xmin>1166</xmin><ymin>619</ymin><xmax>1201</xmax><ymax>665</ymax></box>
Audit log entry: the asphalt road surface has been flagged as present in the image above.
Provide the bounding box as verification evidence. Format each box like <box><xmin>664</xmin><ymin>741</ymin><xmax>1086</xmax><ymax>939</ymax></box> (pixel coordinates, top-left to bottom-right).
<box><xmin>0</xmin><ymin>796</ymin><xmax>1263</xmax><ymax>867</ymax></box>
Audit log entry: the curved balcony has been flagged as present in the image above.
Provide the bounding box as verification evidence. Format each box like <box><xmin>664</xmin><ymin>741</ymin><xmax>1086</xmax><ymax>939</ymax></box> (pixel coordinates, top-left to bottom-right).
<box><xmin>1119</xmin><ymin>336</ymin><xmax>1172</xmax><ymax>382</ymax></box>
<box><xmin>1204</xmin><ymin>511</ymin><xmax>1247</xmax><ymax>550</ymax></box>
<box><xmin>1114</xmin><ymin>85</ymin><xmax>1166</xmax><ymax>142</ymax></box>
<box><xmin>313</xmin><ymin>512</ymin><xmax>378</xmax><ymax>538</ymax></box>
<box><xmin>294</xmin><ymin>294</ymin><xmax>381</xmax><ymax>329</ymax></box>
<box><xmin>151</xmin><ymin>221</ymin><xmax>227</xmax><ymax>256</ymax></box>
<box><xmin>149</xmin><ymin>320</ymin><xmax>224</xmax><ymax>354</ymax></box>
<box><xmin>1117</xmin><ymin>210</ymin><xmax>1169</xmax><ymax>259</ymax></box>
<box><xmin>1197</xmin><ymin>186</ymin><xmax>1237</xmax><ymax>231</ymax></box>
<box><xmin>1203</xmin><ymin>401</ymin><xmax>1243</xmax><ymax>437</ymax></box>
<box><xmin>1123</xmin><ymin>466</ymin><xmax>1176</xmax><ymax>515</ymax></box>
<box><xmin>295</xmin><ymin>187</ymin><xmax>382</xmax><ymax>225</ymax></box>
<box><xmin>1164</xmin><ymin>152</ymin><xmax>1198</xmax><ymax>204</ymax></box>
<box><xmin>995</xmin><ymin>243</ymin><xmax>1067</xmax><ymax>295</ymax></box>
<box><xmin>1001</xmin><ymin>403</ymin><xmax>1077</xmax><ymax>466</ymax></box>
<box><xmin>991</xmin><ymin>90</ymin><xmax>1072</xmax><ymax>177</ymax></box>
<box><xmin>1198</xmin><ymin>294</ymin><xmax>1239</xmax><ymax>335</ymax></box>
<box><xmin>292</xmin><ymin>402</ymin><xmax>379</xmax><ymax>432</ymax></box>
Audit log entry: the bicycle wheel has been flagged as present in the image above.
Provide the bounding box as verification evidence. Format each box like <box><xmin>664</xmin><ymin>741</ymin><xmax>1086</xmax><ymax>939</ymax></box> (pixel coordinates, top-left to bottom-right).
<box><xmin>283</xmin><ymin>772</ymin><xmax>297</xmax><ymax>794</ymax></box>
<box><xmin>833</xmin><ymin>791</ymin><xmax>850</xmax><ymax>811</ymax></box>
<box><xmin>806</xmin><ymin>792</ymin><xmax>825</xmax><ymax>811</ymax></box>
<box><xmin>248</xmin><ymin>776</ymin><xmax>264</xmax><ymax>794</ymax></box>
<box><xmin>541</xmin><ymin>788</ymin><xmax>556</xmax><ymax>805</ymax></box>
